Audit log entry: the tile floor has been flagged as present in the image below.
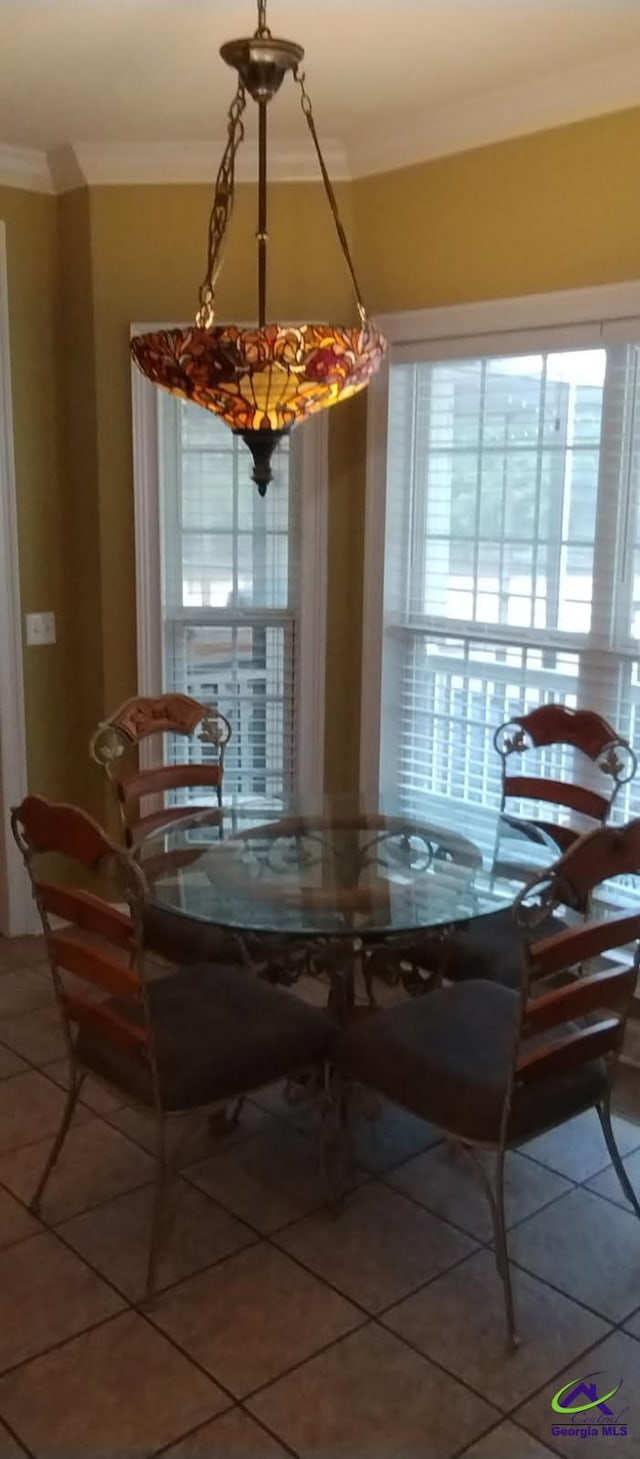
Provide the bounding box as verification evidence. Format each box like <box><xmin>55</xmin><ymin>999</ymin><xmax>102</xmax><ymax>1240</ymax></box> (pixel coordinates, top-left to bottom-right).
<box><xmin>0</xmin><ymin>933</ymin><xmax>640</xmax><ymax>1457</ymax></box>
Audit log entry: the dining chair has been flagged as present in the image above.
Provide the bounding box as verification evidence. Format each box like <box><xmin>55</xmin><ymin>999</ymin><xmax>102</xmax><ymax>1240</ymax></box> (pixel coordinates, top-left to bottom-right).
<box><xmin>447</xmin><ymin>807</ymin><xmax>640</xmax><ymax>998</ymax></box>
<box><xmin>89</xmin><ymin>692</ymin><xmax>232</xmax><ymax>848</ymax></box>
<box><xmin>11</xmin><ymin>795</ymin><xmax>336</xmax><ymax>1300</ymax></box>
<box><xmin>494</xmin><ymin>703</ymin><xmax>636</xmax><ymax>863</ymax></box>
<box><xmin>443</xmin><ymin>706</ymin><xmax>637</xmax><ymax>989</ymax></box>
<box><xmin>333</xmin><ymin>816</ymin><xmax>640</xmax><ymax>1345</ymax></box>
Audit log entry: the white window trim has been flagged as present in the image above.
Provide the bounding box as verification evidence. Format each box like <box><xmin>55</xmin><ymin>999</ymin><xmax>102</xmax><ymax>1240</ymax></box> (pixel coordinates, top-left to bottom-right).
<box><xmin>0</xmin><ymin>221</ymin><xmax>34</xmax><ymax>935</ymax></box>
<box><xmin>361</xmin><ymin>279</ymin><xmax>640</xmax><ymax>795</ymax></box>
<box><xmin>131</xmin><ymin>325</ymin><xmax>328</xmax><ymax>796</ymax></box>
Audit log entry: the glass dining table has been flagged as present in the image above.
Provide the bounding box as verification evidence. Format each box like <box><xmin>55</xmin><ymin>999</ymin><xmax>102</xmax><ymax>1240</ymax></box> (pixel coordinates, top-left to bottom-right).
<box><xmin>139</xmin><ymin>791</ymin><xmax>558</xmax><ymax>1008</ymax></box>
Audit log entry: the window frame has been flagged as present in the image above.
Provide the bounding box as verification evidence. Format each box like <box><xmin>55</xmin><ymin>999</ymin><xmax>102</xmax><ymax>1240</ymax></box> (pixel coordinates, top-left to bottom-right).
<box><xmin>131</xmin><ymin>324</ymin><xmax>328</xmax><ymax>798</ymax></box>
<box><xmin>361</xmin><ymin>281</ymin><xmax>640</xmax><ymax>796</ymax></box>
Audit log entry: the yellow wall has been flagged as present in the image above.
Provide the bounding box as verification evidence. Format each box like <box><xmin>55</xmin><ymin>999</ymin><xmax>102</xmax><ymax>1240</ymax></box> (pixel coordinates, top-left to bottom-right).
<box><xmin>0</xmin><ymin>188</ymin><xmax>71</xmax><ymax>800</ymax></box>
<box><xmin>5</xmin><ymin>104</ymin><xmax>640</xmax><ymax>808</ymax></box>
<box><xmin>56</xmin><ymin>188</ymin><xmax>103</xmax><ymax>815</ymax></box>
<box><xmin>355</xmin><ymin>106</ymin><xmax>640</xmax><ymax>313</ymax></box>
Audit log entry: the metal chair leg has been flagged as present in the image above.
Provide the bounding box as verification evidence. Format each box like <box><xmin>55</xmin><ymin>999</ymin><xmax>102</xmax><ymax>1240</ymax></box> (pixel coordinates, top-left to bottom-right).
<box><xmin>461</xmin><ymin>1142</ymin><xmax>519</xmax><ymax>1347</ymax></box>
<box><xmin>320</xmin><ymin>1065</ymin><xmax>353</xmax><ymax>1206</ymax></box>
<box><xmin>208</xmin><ymin>1095</ymin><xmax>245</xmax><ymax>1135</ymax></box>
<box><xmin>493</xmin><ymin>1150</ymin><xmax>519</xmax><ymax>1349</ymax></box>
<box><xmin>30</xmin><ymin>1071</ymin><xmax>83</xmax><ymax>1214</ymax></box>
<box><xmin>144</xmin><ymin>1111</ymin><xmax>168</xmax><ymax>1305</ymax></box>
<box><xmin>597</xmin><ymin>1100</ymin><xmax>640</xmax><ymax>1218</ymax></box>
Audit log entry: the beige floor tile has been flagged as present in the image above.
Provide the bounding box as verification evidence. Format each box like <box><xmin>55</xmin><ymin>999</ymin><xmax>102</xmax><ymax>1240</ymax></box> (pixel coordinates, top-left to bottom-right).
<box><xmin>0</xmin><ymin>1047</ymin><xmax>26</xmax><ymax>1081</ymax></box>
<box><xmin>163</xmin><ymin>1408</ymin><xmax>290</xmax><ymax>1458</ymax></box>
<box><xmin>0</xmin><ymin>1309</ymin><xmax>226</xmax><ymax>1458</ymax></box>
<box><xmin>462</xmin><ymin>1420</ymin><xmax>561</xmax><ymax>1457</ymax></box>
<box><xmin>275</xmin><ymin>1180</ymin><xmax>475</xmax><ymax>1313</ymax></box>
<box><xmin>0</xmin><ymin>1187</ymin><xmax>41</xmax><ymax>1250</ymax></box>
<box><xmin>0</xmin><ymin>969</ymin><xmax>53</xmax><ymax>1021</ymax></box>
<box><xmin>0</xmin><ymin>1421</ymin><xmax>27</xmax><ymax>1457</ymax></box>
<box><xmin>612</xmin><ymin>1066</ymin><xmax>640</xmax><ymax>1125</ymax></box>
<box><xmin>59</xmin><ymin>1177</ymin><xmax>256</xmax><ymax>1299</ymax></box>
<box><xmin>0</xmin><ymin>1118</ymin><xmax>155</xmax><ymax>1222</ymax></box>
<box><xmin>0</xmin><ymin>1069</ymin><xmax>84</xmax><ymax>1155</ymax></box>
<box><xmin>249</xmin><ymin>1322</ymin><xmax>498</xmax><ymax>1458</ymax></box>
<box><xmin>0</xmin><ymin>1230</ymin><xmax>122</xmax><ymax>1372</ymax></box>
<box><xmin>43</xmin><ymin>1057</ymin><xmax>127</xmax><ymax>1114</ymax></box>
<box><xmin>250</xmin><ymin>1078</ymin><xmax>323</xmax><ymax>1124</ymax></box>
<box><xmin>521</xmin><ymin>1110</ymin><xmax>640</xmax><ymax>1183</ymax></box>
<box><xmin>348</xmin><ymin>1096</ymin><xmax>443</xmax><ymax>1175</ymax></box>
<box><xmin>383</xmin><ymin>1248</ymin><xmax>609</xmax><ymax>1410</ymax></box>
<box><xmin>187</xmin><ymin>1121</ymin><xmax>341</xmax><ymax>1234</ymax></box>
<box><xmin>585</xmin><ymin>1146</ymin><xmax>640</xmax><ymax>1211</ymax></box>
<box><xmin>0</xmin><ymin>1006</ymin><xmax>66</xmax><ymax>1066</ymax></box>
<box><xmin>510</xmin><ymin>1186</ymin><xmax>640</xmax><ymax>1322</ymax></box>
<box><xmin>253</xmin><ymin>1084</ymin><xmax>441</xmax><ymax>1175</ymax></box>
<box><xmin>152</xmin><ymin>1241</ymin><xmax>363</xmax><ymax>1397</ymax></box>
<box><xmin>0</xmin><ymin>937</ymin><xmax>46</xmax><ymax>970</ymax></box>
<box><xmin>516</xmin><ymin>1328</ymin><xmax>639</xmax><ymax>1458</ymax></box>
<box><xmin>108</xmin><ymin>1098</ymin><xmax>270</xmax><ymax>1167</ymax></box>
<box><xmin>388</xmin><ymin>1144</ymin><xmax>572</xmax><ymax>1240</ymax></box>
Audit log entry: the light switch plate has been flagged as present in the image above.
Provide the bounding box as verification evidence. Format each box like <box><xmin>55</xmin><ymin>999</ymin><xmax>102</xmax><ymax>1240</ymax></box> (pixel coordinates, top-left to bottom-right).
<box><xmin>25</xmin><ymin>612</ymin><xmax>56</xmax><ymax>646</ymax></box>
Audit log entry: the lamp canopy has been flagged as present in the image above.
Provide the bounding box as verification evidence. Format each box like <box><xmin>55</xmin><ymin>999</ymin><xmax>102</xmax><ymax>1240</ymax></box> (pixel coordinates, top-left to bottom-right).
<box><xmin>130</xmin><ymin>0</ymin><xmax>386</xmax><ymax>492</ymax></box>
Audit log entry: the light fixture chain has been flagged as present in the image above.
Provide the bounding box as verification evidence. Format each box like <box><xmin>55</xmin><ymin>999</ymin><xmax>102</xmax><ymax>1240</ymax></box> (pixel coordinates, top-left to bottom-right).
<box><xmin>294</xmin><ymin>67</ymin><xmax>367</xmax><ymax>326</ymax></box>
<box><xmin>196</xmin><ymin>81</ymin><xmax>247</xmax><ymax>328</ymax></box>
<box><xmin>256</xmin><ymin>0</ymin><xmax>271</xmax><ymax>38</ymax></box>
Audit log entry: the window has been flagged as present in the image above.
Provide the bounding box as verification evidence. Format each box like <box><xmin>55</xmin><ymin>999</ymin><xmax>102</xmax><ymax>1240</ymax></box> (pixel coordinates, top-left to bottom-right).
<box><xmin>132</xmin><ymin>348</ymin><xmax>327</xmax><ymax>802</ymax></box>
<box><xmin>363</xmin><ymin>287</ymin><xmax>640</xmax><ymax>833</ymax></box>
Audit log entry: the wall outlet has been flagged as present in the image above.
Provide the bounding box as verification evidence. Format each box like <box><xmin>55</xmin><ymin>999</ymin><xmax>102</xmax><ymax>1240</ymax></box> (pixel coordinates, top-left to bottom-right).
<box><xmin>25</xmin><ymin>612</ymin><xmax>56</xmax><ymax>646</ymax></box>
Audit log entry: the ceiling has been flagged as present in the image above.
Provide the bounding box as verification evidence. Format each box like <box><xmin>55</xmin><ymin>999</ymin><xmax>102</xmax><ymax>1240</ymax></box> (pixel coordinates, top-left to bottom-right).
<box><xmin>3</xmin><ymin>1</ymin><xmax>640</xmax><ymax>188</ymax></box>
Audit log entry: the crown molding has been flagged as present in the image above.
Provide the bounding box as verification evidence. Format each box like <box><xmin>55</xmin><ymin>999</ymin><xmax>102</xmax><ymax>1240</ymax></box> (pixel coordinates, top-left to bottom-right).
<box><xmin>348</xmin><ymin>45</ymin><xmax>640</xmax><ymax>177</ymax></box>
<box><xmin>50</xmin><ymin>137</ymin><xmax>350</xmax><ymax>191</ymax></box>
<box><xmin>3</xmin><ymin>43</ymin><xmax>640</xmax><ymax>195</ymax></box>
<box><xmin>47</xmin><ymin>143</ymin><xmax>86</xmax><ymax>194</ymax></box>
<box><xmin>0</xmin><ymin>144</ymin><xmax>54</xmax><ymax>193</ymax></box>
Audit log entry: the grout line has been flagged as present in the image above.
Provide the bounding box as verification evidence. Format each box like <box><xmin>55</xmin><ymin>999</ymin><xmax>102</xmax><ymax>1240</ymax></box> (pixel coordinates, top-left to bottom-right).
<box><xmin>0</xmin><ymin>1309</ymin><xmax>130</xmax><ymax>1384</ymax></box>
<box><xmin>40</xmin><ymin>1180</ymin><xmax>258</xmax><ymax>1302</ymax></box>
<box><xmin>453</xmin><ymin>1415</ymin><xmax>566</xmax><ymax>1459</ymax></box>
<box><xmin>0</xmin><ymin>1019</ymin><xmax>639</xmax><ymax>1455</ymax></box>
<box><xmin>497</xmin><ymin>1325</ymin><xmax>640</xmax><ymax>1458</ymax></box>
<box><xmin>0</xmin><ymin>1413</ymin><xmax>37</xmax><ymax>1459</ymax></box>
<box><xmin>507</xmin><ymin>1249</ymin><xmax>638</xmax><ymax>1328</ymax></box>
<box><xmin>375</xmin><ymin>1301</ymin><xmax>618</xmax><ymax>1434</ymax></box>
<box><xmin>217</xmin><ymin>1318</ymin><xmax>372</xmax><ymax>1410</ymax></box>
<box><xmin>149</xmin><ymin>1403</ymin><xmax>301</xmax><ymax>1459</ymax></box>
<box><xmin>235</xmin><ymin>1403</ymin><xmax>300</xmax><ymax>1458</ymax></box>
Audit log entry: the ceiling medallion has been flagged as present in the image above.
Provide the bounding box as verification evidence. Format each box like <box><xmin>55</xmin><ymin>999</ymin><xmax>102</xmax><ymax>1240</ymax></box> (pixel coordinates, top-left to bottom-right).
<box><xmin>131</xmin><ymin>0</ymin><xmax>386</xmax><ymax>492</ymax></box>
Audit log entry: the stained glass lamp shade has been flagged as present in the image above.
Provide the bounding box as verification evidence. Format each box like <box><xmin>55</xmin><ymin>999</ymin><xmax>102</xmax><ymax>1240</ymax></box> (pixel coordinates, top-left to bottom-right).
<box><xmin>130</xmin><ymin>2</ymin><xmax>386</xmax><ymax>492</ymax></box>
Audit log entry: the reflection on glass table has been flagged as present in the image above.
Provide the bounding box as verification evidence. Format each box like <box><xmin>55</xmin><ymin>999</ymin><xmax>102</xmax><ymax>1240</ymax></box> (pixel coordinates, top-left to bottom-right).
<box><xmin>139</xmin><ymin>794</ymin><xmax>560</xmax><ymax>1006</ymax></box>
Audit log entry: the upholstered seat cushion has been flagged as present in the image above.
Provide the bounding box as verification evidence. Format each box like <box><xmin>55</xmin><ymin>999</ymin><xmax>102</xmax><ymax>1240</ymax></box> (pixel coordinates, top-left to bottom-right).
<box><xmin>334</xmin><ymin>978</ymin><xmax>608</xmax><ymax>1144</ymax></box>
<box><xmin>143</xmin><ymin>903</ymin><xmax>243</xmax><ymax>966</ymax></box>
<box><xmin>444</xmin><ymin>909</ymin><xmax>523</xmax><ymax>987</ymax></box>
<box><xmin>444</xmin><ymin>907</ymin><xmax>568</xmax><ymax>989</ymax></box>
<box><xmin>76</xmin><ymin>962</ymin><xmax>334</xmax><ymax>1112</ymax></box>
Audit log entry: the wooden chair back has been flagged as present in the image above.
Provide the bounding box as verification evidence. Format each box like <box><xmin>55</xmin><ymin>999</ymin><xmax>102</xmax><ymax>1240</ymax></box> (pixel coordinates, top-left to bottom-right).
<box><xmin>516</xmin><ymin>816</ymin><xmax>640</xmax><ymax>920</ymax></box>
<box><xmin>90</xmin><ymin>693</ymin><xmax>232</xmax><ymax>847</ymax></box>
<box><xmin>494</xmin><ymin>705</ymin><xmax>636</xmax><ymax>854</ymax></box>
<box><xmin>10</xmin><ymin>796</ymin><xmax>153</xmax><ymax>1066</ymax></box>
<box><xmin>516</xmin><ymin>919</ymin><xmax>638</xmax><ymax>1088</ymax></box>
<box><xmin>510</xmin><ymin>817</ymin><xmax>640</xmax><ymax>1102</ymax></box>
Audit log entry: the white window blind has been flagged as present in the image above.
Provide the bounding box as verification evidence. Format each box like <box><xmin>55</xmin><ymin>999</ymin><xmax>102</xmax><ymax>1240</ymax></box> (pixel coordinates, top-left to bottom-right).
<box><xmin>379</xmin><ymin>340</ymin><xmax>640</xmax><ymax>832</ymax></box>
<box><xmin>158</xmin><ymin>394</ymin><xmax>299</xmax><ymax>800</ymax></box>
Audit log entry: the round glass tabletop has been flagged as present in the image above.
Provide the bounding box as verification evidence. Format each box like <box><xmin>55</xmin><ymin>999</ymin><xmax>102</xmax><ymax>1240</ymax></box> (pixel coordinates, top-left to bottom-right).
<box><xmin>139</xmin><ymin>792</ymin><xmax>558</xmax><ymax>939</ymax></box>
